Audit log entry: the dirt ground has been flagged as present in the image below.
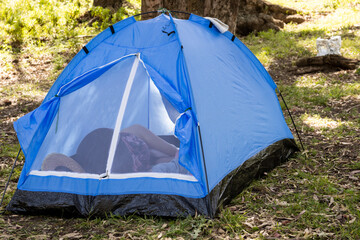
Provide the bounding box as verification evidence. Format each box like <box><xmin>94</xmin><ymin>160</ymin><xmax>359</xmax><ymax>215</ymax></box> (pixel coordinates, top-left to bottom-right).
<box><xmin>0</xmin><ymin>40</ymin><xmax>359</xmax><ymax>240</ymax></box>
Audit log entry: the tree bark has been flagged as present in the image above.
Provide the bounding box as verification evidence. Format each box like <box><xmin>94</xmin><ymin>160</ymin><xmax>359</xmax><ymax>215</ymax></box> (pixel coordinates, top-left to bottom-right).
<box><xmin>290</xmin><ymin>55</ymin><xmax>360</xmax><ymax>75</ymax></box>
<box><xmin>297</xmin><ymin>55</ymin><xmax>359</xmax><ymax>68</ymax></box>
<box><xmin>141</xmin><ymin>0</ymin><xmax>240</xmax><ymax>33</ymax></box>
<box><xmin>141</xmin><ymin>0</ymin><xmax>304</xmax><ymax>36</ymax></box>
<box><xmin>235</xmin><ymin>0</ymin><xmax>305</xmax><ymax>36</ymax></box>
<box><xmin>93</xmin><ymin>0</ymin><xmax>123</xmax><ymax>10</ymax></box>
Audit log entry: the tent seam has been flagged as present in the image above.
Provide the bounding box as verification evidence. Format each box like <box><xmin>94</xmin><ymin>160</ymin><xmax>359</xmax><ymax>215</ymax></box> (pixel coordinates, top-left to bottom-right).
<box><xmin>44</xmin><ymin>17</ymin><xmax>136</xmax><ymax>102</ymax></box>
<box><xmin>168</xmin><ymin>15</ymin><xmax>213</xmax><ymax>217</ymax></box>
<box><xmin>187</xmin><ymin>14</ymin><xmax>277</xmax><ymax>90</ymax></box>
<box><xmin>103</xmin><ymin>38</ymin><xmax>178</xmax><ymax>50</ymax></box>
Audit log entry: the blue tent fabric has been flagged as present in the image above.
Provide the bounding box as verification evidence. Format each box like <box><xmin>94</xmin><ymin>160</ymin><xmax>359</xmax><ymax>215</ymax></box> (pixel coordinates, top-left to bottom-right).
<box><xmin>8</xmin><ymin>13</ymin><xmax>298</xmax><ymax>217</ymax></box>
<box><xmin>14</xmin><ymin>98</ymin><xmax>60</xmax><ymax>187</ymax></box>
<box><xmin>14</xmin><ymin>54</ymin><xmax>205</xmax><ymax>197</ymax></box>
<box><xmin>174</xmin><ymin>16</ymin><xmax>294</xmax><ymax>190</ymax></box>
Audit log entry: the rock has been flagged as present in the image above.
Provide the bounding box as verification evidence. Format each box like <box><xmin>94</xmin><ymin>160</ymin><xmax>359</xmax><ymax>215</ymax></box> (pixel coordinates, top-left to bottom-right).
<box><xmin>267</xmin><ymin>3</ymin><xmax>297</xmax><ymax>16</ymax></box>
<box><xmin>284</xmin><ymin>14</ymin><xmax>306</xmax><ymax>24</ymax></box>
<box><xmin>273</xmin><ymin>18</ymin><xmax>285</xmax><ymax>28</ymax></box>
<box><xmin>272</xmin><ymin>12</ymin><xmax>286</xmax><ymax>21</ymax></box>
<box><xmin>263</xmin><ymin>22</ymin><xmax>281</xmax><ymax>32</ymax></box>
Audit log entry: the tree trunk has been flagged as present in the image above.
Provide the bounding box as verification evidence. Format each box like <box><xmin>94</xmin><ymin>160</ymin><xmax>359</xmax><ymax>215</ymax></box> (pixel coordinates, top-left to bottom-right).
<box><xmin>141</xmin><ymin>0</ymin><xmax>304</xmax><ymax>36</ymax></box>
<box><xmin>141</xmin><ymin>0</ymin><xmax>240</xmax><ymax>33</ymax></box>
<box><xmin>93</xmin><ymin>0</ymin><xmax>123</xmax><ymax>11</ymax></box>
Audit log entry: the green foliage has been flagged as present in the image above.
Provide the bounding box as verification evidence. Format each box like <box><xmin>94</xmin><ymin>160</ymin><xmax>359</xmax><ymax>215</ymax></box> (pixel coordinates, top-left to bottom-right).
<box><xmin>243</xmin><ymin>0</ymin><xmax>360</xmax><ymax>65</ymax></box>
<box><xmin>90</xmin><ymin>6</ymin><xmax>139</xmax><ymax>31</ymax></box>
<box><xmin>0</xmin><ymin>0</ymin><xmax>140</xmax><ymax>57</ymax></box>
<box><xmin>0</xmin><ymin>0</ymin><xmax>87</xmax><ymax>49</ymax></box>
<box><xmin>219</xmin><ymin>209</ymin><xmax>246</xmax><ymax>233</ymax></box>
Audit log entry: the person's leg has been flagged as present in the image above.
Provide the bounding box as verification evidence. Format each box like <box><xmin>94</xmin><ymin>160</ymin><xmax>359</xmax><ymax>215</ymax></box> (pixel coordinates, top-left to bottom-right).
<box><xmin>151</xmin><ymin>158</ymin><xmax>190</xmax><ymax>175</ymax></box>
<box><xmin>122</xmin><ymin>124</ymin><xmax>178</xmax><ymax>156</ymax></box>
<box><xmin>42</xmin><ymin>153</ymin><xmax>85</xmax><ymax>173</ymax></box>
<box><xmin>156</xmin><ymin>156</ymin><xmax>174</xmax><ymax>164</ymax></box>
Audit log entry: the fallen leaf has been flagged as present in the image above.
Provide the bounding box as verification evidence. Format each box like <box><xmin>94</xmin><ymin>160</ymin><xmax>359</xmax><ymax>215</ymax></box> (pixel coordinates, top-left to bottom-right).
<box><xmin>60</xmin><ymin>232</ymin><xmax>82</xmax><ymax>239</ymax></box>
<box><xmin>275</xmin><ymin>199</ymin><xmax>289</xmax><ymax>206</ymax></box>
<box><xmin>26</xmin><ymin>235</ymin><xmax>48</xmax><ymax>240</ymax></box>
<box><xmin>350</xmin><ymin>170</ymin><xmax>360</xmax><ymax>175</ymax></box>
<box><xmin>258</xmin><ymin>222</ymin><xmax>271</xmax><ymax>229</ymax></box>
<box><xmin>329</xmin><ymin>196</ymin><xmax>335</xmax><ymax>207</ymax></box>
<box><xmin>349</xmin><ymin>216</ymin><xmax>356</xmax><ymax>224</ymax></box>
<box><xmin>317</xmin><ymin>232</ymin><xmax>335</xmax><ymax>237</ymax></box>
<box><xmin>273</xmin><ymin>232</ymin><xmax>281</xmax><ymax>238</ymax></box>
<box><xmin>243</xmin><ymin>222</ymin><xmax>254</xmax><ymax>229</ymax></box>
<box><xmin>275</xmin><ymin>217</ymin><xmax>294</xmax><ymax>221</ymax></box>
<box><xmin>313</xmin><ymin>194</ymin><xmax>319</xmax><ymax>201</ymax></box>
<box><xmin>303</xmin><ymin>228</ymin><xmax>311</xmax><ymax>238</ymax></box>
<box><xmin>295</xmin><ymin>210</ymin><xmax>306</xmax><ymax>220</ymax></box>
<box><xmin>348</xmin><ymin>175</ymin><xmax>358</xmax><ymax>180</ymax></box>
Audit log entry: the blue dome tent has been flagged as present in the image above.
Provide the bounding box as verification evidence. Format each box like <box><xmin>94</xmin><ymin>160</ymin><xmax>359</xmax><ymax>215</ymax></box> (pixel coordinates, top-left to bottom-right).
<box><xmin>7</xmin><ymin>12</ymin><xmax>298</xmax><ymax>217</ymax></box>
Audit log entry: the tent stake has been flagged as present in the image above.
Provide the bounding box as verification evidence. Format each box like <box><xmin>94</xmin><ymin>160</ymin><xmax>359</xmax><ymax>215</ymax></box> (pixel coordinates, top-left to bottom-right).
<box><xmin>197</xmin><ymin>124</ymin><xmax>213</xmax><ymax>218</ymax></box>
<box><xmin>0</xmin><ymin>148</ymin><xmax>21</xmax><ymax>213</ymax></box>
<box><xmin>277</xmin><ymin>89</ymin><xmax>305</xmax><ymax>151</ymax></box>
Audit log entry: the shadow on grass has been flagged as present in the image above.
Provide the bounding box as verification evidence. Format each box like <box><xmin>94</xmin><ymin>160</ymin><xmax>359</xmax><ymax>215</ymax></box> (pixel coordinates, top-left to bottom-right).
<box><xmin>273</xmin><ymin>70</ymin><xmax>360</xmax><ymax>165</ymax></box>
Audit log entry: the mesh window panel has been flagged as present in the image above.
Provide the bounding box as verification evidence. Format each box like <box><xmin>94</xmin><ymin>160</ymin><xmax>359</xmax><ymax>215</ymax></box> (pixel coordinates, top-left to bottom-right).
<box><xmin>31</xmin><ymin>55</ymin><xmax>190</xmax><ymax>178</ymax></box>
<box><xmin>31</xmin><ymin>56</ymin><xmax>136</xmax><ymax>174</ymax></box>
<box><xmin>109</xmin><ymin>62</ymin><xmax>189</xmax><ymax>175</ymax></box>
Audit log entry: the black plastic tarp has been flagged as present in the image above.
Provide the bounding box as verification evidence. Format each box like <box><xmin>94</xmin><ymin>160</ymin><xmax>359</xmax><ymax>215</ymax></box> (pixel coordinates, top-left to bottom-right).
<box><xmin>7</xmin><ymin>138</ymin><xmax>298</xmax><ymax>217</ymax></box>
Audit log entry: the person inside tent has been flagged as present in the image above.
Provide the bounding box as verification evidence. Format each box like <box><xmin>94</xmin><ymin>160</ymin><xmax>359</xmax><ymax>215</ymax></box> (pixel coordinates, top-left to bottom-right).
<box><xmin>41</xmin><ymin>125</ymin><xmax>190</xmax><ymax>175</ymax></box>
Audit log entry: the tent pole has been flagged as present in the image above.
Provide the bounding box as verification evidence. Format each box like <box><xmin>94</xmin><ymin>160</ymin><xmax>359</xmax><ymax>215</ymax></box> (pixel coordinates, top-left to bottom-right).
<box><xmin>0</xmin><ymin>148</ymin><xmax>21</xmax><ymax>213</ymax></box>
<box><xmin>197</xmin><ymin>124</ymin><xmax>213</xmax><ymax>218</ymax></box>
<box><xmin>277</xmin><ymin>89</ymin><xmax>305</xmax><ymax>151</ymax></box>
<box><xmin>105</xmin><ymin>53</ymin><xmax>140</xmax><ymax>176</ymax></box>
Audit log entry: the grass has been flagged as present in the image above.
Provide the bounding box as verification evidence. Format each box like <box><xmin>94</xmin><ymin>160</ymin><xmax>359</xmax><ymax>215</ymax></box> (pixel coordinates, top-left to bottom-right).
<box><xmin>242</xmin><ymin>0</ymin><xmax>360</xmax><ymax>65</ymax></box>
<box><xmin>269</xmin><ymin>0</ymin><xmax>360</xmax><ymax>14</ymax></box>
<box><xmin>1</xmin><ymin>0</ymin><xmax>360</xmax><ymax>239</ymax></box>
